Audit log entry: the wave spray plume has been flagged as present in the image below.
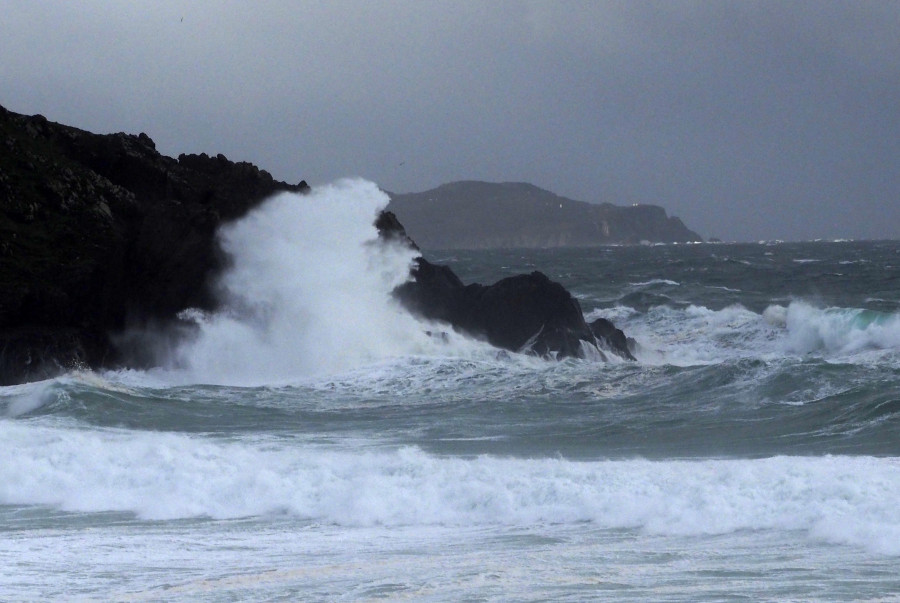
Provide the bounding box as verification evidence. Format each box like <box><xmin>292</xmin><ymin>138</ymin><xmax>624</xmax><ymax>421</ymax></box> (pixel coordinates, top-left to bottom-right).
<box><xmin>170</xmin><ymin>179</ymin><xmax>442</xmax><ymax>385</ymax></box>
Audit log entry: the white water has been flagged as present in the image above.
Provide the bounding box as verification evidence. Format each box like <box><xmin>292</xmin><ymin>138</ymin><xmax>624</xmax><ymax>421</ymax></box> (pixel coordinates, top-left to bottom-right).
<box><xmin>2</xmin><ymin>420</ymin><xmax>899</xmax><ymax>556</ymax></box>
<box><xmin>781</xmin><ymin>301</ymin><xmax>900</xmax><ymax>355</ymax></box>
<box><xmin>5</xmin><ymin>192</ymin><xmax>900</xmax><ymax>599</ymax></box>
<box><xmin>598</xmin><ymin>300</ymin><xmax>900</xmax><ymax>367</ymax></box>
<box><xmin>166</xmin><ymin>179</ymin><xmax>490</xmax><ymax>386</ymax></box>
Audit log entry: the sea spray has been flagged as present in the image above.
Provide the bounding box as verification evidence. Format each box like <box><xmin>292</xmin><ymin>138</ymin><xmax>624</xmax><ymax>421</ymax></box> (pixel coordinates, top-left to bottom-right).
<box><xmin>168</xmin><ymin>179</ymin><xmax>456</xmax><ymax>385</ymax></box>
<box><xmin>782</xmin><ymin>302</ymin><xmax>900</xmax><ymax>355</ymax></box>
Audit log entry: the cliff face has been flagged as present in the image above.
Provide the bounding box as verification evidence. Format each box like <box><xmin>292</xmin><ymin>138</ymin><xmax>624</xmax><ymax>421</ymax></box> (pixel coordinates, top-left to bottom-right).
<box><xmin>0</xmin><ymin>106</ymin><xmax>308</xmax><ymax>384</ymax></box>
<box><xmin>386</xmin><ymin>181</ymin><xmax>702</xmax><ymax>249</ymax></box>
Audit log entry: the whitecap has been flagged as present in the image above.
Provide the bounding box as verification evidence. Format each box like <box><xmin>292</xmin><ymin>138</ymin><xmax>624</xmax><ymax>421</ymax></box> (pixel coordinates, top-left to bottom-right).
<box><xmin>3</xmin><ymin>423</ymin><xmax>899</xmax><ymax>555</ymax></box>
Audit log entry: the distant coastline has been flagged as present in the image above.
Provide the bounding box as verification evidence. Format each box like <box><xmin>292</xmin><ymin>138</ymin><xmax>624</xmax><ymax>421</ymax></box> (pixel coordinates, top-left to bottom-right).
<box><xmin>386</xmin><ymin>181</ymin><xmax>702</xmax><ymax>249</ymax></box>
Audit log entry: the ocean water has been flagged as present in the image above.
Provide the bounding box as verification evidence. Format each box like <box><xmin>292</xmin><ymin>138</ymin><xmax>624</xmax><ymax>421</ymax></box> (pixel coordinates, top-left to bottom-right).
<box><xmin>3</xmin><ymin>180</ymin><xmax>900</xmax><ymax>601</ymax></box>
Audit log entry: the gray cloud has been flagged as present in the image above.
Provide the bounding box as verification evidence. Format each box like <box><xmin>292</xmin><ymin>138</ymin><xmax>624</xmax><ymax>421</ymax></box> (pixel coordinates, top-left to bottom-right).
<box><xmin>2</xmin><ymin>0</ymin><xmax>897</xmax><ymax>241</ymax></box>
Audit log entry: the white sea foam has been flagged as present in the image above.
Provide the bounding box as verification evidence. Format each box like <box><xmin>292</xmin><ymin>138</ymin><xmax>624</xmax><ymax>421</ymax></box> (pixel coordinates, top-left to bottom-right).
<box><xmin>628</xmin><ymin>279</ymin><xmax>680</xmax><ymax>287</ymax></box>
<box><xmin>1</xmin><ymin>421</ymin><xmax>898</xmax><ymax>555</ymax></box>
<box><xmin>0</xmin><ymin>380</ymin><xmax>57</xmax><ymax>417</ymax></box>
<box><xmin>603</xmin><ymin>298</ymin><xmax>900</xmax><ymax>367</ymax></box>
<box><xmin>585</xmin><ymin>305</ymin><xmax>638</xmax><ymax>324</ymax></box>
<box><xmin>763</xmin><ymin>304</ymin><xmax>788</xmax><ymax>327</ymax></box>
<box><xmin>781</xmin><ymin>301</ymin><xmax>900</xmax><ymax>356</ymax></box>
<box><xmin>615</xmin><ymin>303</ymin><xmax>780</xmax><ymax>365</ymax></box>
<box><xmin>164</xmin><ymin>179</ymin><xmax>491</xmax><ymax>386</ymax></box>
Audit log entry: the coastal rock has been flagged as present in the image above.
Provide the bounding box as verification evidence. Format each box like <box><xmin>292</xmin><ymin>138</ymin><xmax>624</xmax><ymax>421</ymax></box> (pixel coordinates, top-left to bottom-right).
<box><xmin>1</xmin><ymin>106</ymin><xmax>634</xmax><ymax>383</ymax></box>
<box><xmin>589</xmin><ymin>317</ymin><xmax>637</xmax><ymax>361</ymax></box>
<box><xmin>379</xmin><ymin>211</ymin><xmax>635</xmax><ymax>361</ymax></box>
<box><xmin>0</xmin><ymin>105</ymin><xmax>308</xmax><ymax>384</ymax></box>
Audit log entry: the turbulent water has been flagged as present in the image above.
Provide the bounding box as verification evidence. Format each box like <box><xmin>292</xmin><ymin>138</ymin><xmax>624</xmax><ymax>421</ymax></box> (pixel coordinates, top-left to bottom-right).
<box><xmin>3</xmin><ymin>180</ymin><xmax>900</xmax><ymax>601</ymax></box>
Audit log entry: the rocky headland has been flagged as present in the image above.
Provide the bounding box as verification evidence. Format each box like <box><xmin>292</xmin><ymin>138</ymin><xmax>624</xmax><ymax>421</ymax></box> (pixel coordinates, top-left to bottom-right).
<box><xmin>387</xmin><ymin>180</ymin><xmax>702</xmax><ymax>249</ymax></box>
<box><xmin>1</xmin><ymin>107</ymin><xmax>633</xmax><ymax>384</ymax></box>
<box><xmin>0</xmin><ymin>106</ymin><xmax>308</xmax><ymax>383</ymax></box>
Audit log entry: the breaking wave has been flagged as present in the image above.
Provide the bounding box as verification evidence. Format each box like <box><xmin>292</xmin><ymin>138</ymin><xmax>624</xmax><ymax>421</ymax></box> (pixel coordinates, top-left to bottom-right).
<box><xmin>164</xmin><ymin>179</ymin><xmax>490</xmax><ymax>386</ymax></box>
<box><xmin>2</xmin><ymin>421</ymin><xmax>898</xmax><ymax>555</ymax></box>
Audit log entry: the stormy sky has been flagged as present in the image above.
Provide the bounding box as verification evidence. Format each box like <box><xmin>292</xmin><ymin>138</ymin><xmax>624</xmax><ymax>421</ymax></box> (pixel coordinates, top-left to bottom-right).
<box><xmin>2</xmin><ymin>1</ymin><xmax>897</xmax><ymax>241</ymax></box>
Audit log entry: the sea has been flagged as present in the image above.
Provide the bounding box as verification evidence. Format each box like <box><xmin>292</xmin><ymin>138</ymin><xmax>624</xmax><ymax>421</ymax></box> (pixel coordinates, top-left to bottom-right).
<box><xmin>2</xmin><ymin>180</ymin><xmax>899</xmax><ymax>601</ymax></box>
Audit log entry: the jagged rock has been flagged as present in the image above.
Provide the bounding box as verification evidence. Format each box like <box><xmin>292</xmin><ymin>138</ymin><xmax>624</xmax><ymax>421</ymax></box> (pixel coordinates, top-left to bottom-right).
<box><xmin>589</xmin><ymin>317</ymin><xmax>636</xmax><ymax>361</ymax></box>
<box><xmin>374</xmin><ymin>209</ymin><xmax>418</xmax><ymax>250</ymax></box>
<box><xmin>394</xmin><ymin>258</ymin><xmax>632</xmax><ymax>360</ymax></box>
<box><xmin>379</xmin><ymin>211</ymin><xmax>635</xmax><ymax>361</ymax></box>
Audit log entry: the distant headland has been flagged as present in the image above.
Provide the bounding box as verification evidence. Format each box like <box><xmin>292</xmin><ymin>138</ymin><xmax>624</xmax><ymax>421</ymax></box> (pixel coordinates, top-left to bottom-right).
<box><xmin>386</xmin><ymin>180</ymin><xmax>702</xmax><ymax>249</ymax></box>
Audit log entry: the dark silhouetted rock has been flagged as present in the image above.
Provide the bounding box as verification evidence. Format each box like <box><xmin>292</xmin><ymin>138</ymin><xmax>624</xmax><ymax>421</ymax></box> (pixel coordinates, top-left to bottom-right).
<box><xmin>382</xmin><ymin>211</ymin><xmax>635</xmax><ymax>360</ymax></box>
<box><xmin>1</xmin><ymin>105</ymin><xmax>635</xmax><ymax>384</ymax></box>
<box><xmin>589</xmin><ymin>317</ymin><xmax>636</xmax><ymax>361</ymax></box>
<box><xmin>0</xmin><ymin>105</ymin><xmax>308</xmax><ymax>384</ymax></box>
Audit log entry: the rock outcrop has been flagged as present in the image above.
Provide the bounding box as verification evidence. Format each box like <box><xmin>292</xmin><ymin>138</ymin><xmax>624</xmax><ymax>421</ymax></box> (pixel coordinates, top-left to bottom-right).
<box><xmin>378</xmin><ymin>212</ymin><xmax>636</xmax><ymax>361</ymax></box>
<box><xmin>1</xmin><ymin>107</ymin><xmax>634</xmax><ymax>384</ymax></box>
<box><xmin>0</xmin><ymin>105</ymin><xmax>307</xmax><ymax>384</ymax></box>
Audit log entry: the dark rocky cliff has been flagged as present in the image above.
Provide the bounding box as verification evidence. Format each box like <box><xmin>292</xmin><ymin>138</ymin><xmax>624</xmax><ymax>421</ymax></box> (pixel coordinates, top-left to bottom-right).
<box><xmin>1</xmin><ymin>108</ymin><xmax>635</xmax><ymax>384</ymax></box>
<box><xmin>387</xmin><ymin>181</ymin><xmax>702</xmax><ymax>249</ymax></box>
<box><xmin>0</xmin><ymin>106</ymin><xmax>308</xmax><ymax>383</ymax></box>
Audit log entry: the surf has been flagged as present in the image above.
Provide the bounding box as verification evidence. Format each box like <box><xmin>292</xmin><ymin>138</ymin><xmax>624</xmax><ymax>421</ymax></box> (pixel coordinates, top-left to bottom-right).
<box><xmin>2</xmin><ymin>420</ymin><xmax>899</xmax><ymax>555</ymax></box>
<box><xmin>150</xmin><ymin>179</ymin><xmax>495</xmax><ymax>386</ymax></box>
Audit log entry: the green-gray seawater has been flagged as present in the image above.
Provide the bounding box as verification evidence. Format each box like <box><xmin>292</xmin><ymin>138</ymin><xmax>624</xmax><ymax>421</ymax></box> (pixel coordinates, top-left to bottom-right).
<box><xmin>3</xmin><ymin>185</ymin><xmax>899</xmax><ymax>601</ymax></box>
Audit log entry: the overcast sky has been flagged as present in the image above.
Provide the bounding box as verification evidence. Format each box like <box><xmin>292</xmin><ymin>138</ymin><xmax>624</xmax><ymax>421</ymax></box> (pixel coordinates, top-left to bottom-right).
<box><xmin>2</xmin><ymin>1</ymin><xmax>898</xmax><ymax>241</ymax></box>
